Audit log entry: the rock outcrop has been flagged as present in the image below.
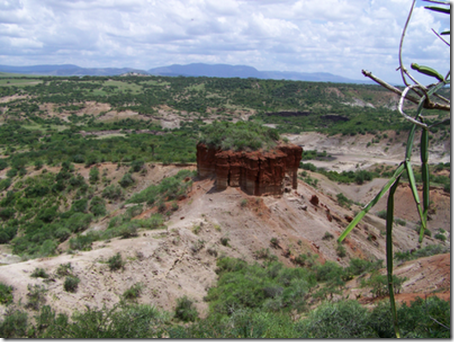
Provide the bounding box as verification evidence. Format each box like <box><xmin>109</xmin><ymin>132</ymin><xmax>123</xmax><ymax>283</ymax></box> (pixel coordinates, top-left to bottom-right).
<box><xmin>196</xmin><ymin>143</ymin><xmax>302</xmax><ymax>196</ymax></box>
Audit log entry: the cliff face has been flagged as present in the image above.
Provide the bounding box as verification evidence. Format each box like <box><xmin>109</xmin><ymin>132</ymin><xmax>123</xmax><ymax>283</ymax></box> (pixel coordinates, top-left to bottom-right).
<box><xmin>196</xmin><ymin>143</ymin><xmax>302</xmax><ymax>196</ymax></box>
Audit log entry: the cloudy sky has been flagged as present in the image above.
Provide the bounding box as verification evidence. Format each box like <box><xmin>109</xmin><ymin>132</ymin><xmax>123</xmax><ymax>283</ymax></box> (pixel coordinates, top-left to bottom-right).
<box><xmin>0</xmin><ymin>0</ymin><xmax>450</xmax><ymax>84</ymax></box>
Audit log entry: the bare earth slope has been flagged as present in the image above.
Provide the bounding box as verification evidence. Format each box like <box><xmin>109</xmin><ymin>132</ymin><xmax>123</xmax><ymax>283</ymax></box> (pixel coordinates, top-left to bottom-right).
<box><xmin>0</xmin><ymin>167</ymin><xmax>449</xmax><ymax>318</ymax></box>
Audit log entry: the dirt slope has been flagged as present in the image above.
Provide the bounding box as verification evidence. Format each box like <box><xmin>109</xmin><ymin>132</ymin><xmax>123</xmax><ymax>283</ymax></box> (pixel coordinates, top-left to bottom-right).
<box><xmin>0</xmin><ymin>168</ymin><xmax>449</xmax><ymax>319</ymax></box>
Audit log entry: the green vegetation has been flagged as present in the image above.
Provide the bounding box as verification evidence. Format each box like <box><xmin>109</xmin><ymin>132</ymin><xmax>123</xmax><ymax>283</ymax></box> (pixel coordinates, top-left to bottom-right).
<box><xmin>394</xmin><ymin>244</ymin><xmax>449</xmax><ymax>262</ymax></box>
<box><xmin>30</xmin><ymin>268</ymin><xmax>49</xmax><ymax>279</ymax></box>
<box><xmin>63</xmin><ymin>276</ymin><xmax>80</xmax><ymax>293</ymax></box>
<box><xmin>174</xmin><ymin>296</ymin><xmax>198</xmax><ymax>322</ymax></box>
<box><xmin>107</xmin><ymin>253</ymin><xmax>125</xmax><ymax>271</ymax></box>
<box><xmin>0</xmin><ymin>256</ymin><xmax>450</xmax><ymax>338</ymax></box>
<box><xmin>122</xmin><ymin>283</ymin><xmax>143</xmax><ymax>301</ymax></box>
<box><xmin>0</xmin><ymin>282</ymin><xmax>14</xmax><ymax>305</ymax></box>
<box><xmin>199</xmin><ymin>120</ymin><xmax>280</xmax><ymax>151</ymax></box>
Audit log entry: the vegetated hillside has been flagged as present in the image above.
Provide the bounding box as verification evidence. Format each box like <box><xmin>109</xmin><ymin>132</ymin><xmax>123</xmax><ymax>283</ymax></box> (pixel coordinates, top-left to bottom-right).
<box><xmin>0</xmin><ymin>162</ymin><xmax>450</xmax><ymax>331</ymax></box>
<box><xmin>0</xmin><ymin>74</ymin><xmax>450</xmax><ymax>337</ymax></box>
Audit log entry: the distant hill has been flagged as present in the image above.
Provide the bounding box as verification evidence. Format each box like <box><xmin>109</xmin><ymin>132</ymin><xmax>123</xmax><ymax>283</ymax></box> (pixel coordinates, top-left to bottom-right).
<box><xmin>0</xmin><ymin>63</ymin><xmax>373</xmax><ymax>84</ymax></box>
<box><xmin>148</xmin><ymin>63</ymin><xmax>373</xmax><ymax>84</ymax></box>
<box><xmin>0</xmin><ymin>64</ymin><xmax>148</xmax><ymax>77</ymax></box>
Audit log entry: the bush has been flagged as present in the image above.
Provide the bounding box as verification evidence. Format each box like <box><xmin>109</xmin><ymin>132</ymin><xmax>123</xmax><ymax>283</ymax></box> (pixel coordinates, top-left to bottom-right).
<box><xmin>336</xmin><ymin>193</ymin><xmax>353</xmax><ymax>208</ymax></box>
<box><xmin>322</xmin><ymin>231</ymin><xmax>334</xmax><ymax>240</ymax></box>
<box><xmin>89</xmin><ymin>166</ymin><xmax>100</xmax><ymax>184</ymax></box>
<box><xmin>129</xmin><ymin>160</ymin><xmax>144</xmax><ymax>173</ymax></box>
<box><xmin>89</xmin><ymin>196</ymin><xmax>106</xmax><ymax>217</ymax></box>
<box><xmin>360</xmin><ymin>273</ymin><xmax>406</xmax><ymax>297</ymax></box>
<box><xmin>102</xmin><ymin>185</ymin><xmax>124</xmax><ymax>200</ymax></box>
<box><xmin>434</xmin><ymin>233</ymin><xmax>446</xmax><ymax>241</ymax></box>
<box><xmin>394</xmin><ymin>244</ymin><xmax>449</xmax><ymax>262</ymax></box>
<box><xmin>71</xmin><ymin>198</ymin><xmax>88</xmax><ymax>213</ymax></box>
<box><xmin>65</xmin><ymin>212</ymin><xmax>93</xmax><ymax>233</ymax></box>
<box><xmin>119</xmin><ymin>173</ymin><xmax>135</xmax><ymax>188</ymax></box>
<box><xmin>0</xmin><ymin>308</ymin><xmax>28</xmax><ymax>338</ymax></box>
<box><xmin>31</xmin><ymin>268</ymin><xmax>49</xmax><ymax>279</ymax></box>
<box><xmin>69</xmin><ymin>232</ymin><xmax>99</xmax><ymax>251</ymax></box>
<box><xmin>107</xmin><ymin>253</ymin><xmax>124</xmax><ymax>271</ymax></box>
<box><xmin>63</xmin><ymin>276</ymin><xmax>80</xmax><ymax>292</ymax></box>
<box><xmin>25</xmin><ymin>284</ymin><xmax>47</xmax><ymax>310</ymax></box>
<box><xmin>55</xmin><ymin>227</ymin><xmax>71</xmax><ymax>242</ymax></box>
<box><xmin>336</xmin><ymin>243</ymin><xmax>347</xmax><ymax>258</ymax></box>
<box><xmin>199</xmin><ymin>121</ymin><xmax>279</xmax><ymax>152</ymax></box>
<box><xmin>0</xmin><ymin>282</ymin><xmax>14</xmax><ymax>305</ymax></box>
<box><xmin>174</xmin><ymin>296</ymin><xmax>198</xmax><ymax>322</ymax></box>
<box><xmin>55</xmin><ymin>263</ymin><xmax>73</xmax><ymax>277</ymax></box>
<box><xmin>122</xmin><ymin>283</ymin><xmax>143</xmax><ymax>301</ymax></box>
<box><xmin>296</xmin><ymin>300</ymin><xmax>376</xmax><ymax>338</ymax></box>
<box><xmin>346</xmin><ymin>258</ymin><xmax>383</xmax><ymax>277</ymax></box>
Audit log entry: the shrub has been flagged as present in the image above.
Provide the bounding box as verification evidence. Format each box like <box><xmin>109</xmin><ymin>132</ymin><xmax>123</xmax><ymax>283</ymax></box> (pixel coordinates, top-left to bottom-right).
<box><xmin>117</xmin><ymin>222</ymin><xmax>139</xmax><ymax>239</ymax></box>
<box><xmin>434</xmin><ymin>233</ymin><xmax>446</xmax><ymax>241</ymax></box>
<box><xmin>322</xmin><ymin>231</ymin><xmax>334</xmax><ymax>240</ymax></box>
<box><xmin>122</xmin><ymin>283</ymin><xmax>143</xmax><ymax>301</ymax></box>
<box><xmin>71</xmin><ymin>198</ymin><xmax>88</xmax><ymax>213</ymax></box>
<box><xmin>38</xmin><ymin>239</ymin><xmax>58</xmax><ymax>257</ymax></box>
<box><xmin>55</xmin><ymin>227</ymin><xmax>71</xmax><ymax>242</ymax></box>
<box><xmin>220</xmin><ymin>237</ymin><xmax>230</xmax><ymax>246</ymax></box>
<box><xmin>199</xmin><ymin>121</ymin><xmax>279</xmax><ymax>152</ymax></box>
<box><xmin>124</xmin><ymin>204</ymin><xmax>143</xmax><ymax>219</ymax></box>
<box><xmin>119</xmin><ymin>173</ymin><xmax>135</xmax><ymax>188</ymax></box>
<box><xmin>253</xmin><ymin>248</ymin><xmax>278</xmax><ymax>262</ymax></box>
<box><xmin>360</xmin><ymin>273</ymin><xmax>406</xmax><ymax>297</ymax></box>
<box><xmin>89</xmin><ymin>196</ymin><xmax>106</xmax><ymax>217</ymax></box>
<box><xmin>296</xmin><ymin>300</ymin><xmax>376</xmax><ymax>338</ymax></box>
<box><xmin>346</xmin><ymin>258</ymin><xmax>383</xmax><ymax>277</ymax></box>
<box><xmin>63</xmin><ymin>276</ymin><xmax>80</xmax><ymax>292</ymax></box>
<box><xmin>174</xmin><ymin>296</ymin><xmax>198</xmax><ymax>322</ymax></box>
<box><xmin>55</xmin><ymin>263</ymin><xmax>73</xmax><ymax>277</ymax></box>
<box><xmin>0</xmin><ymin>282</ymin><xmax>14</xmax><ymax>305</ymax></box>
<box><xmin>65</xmin><ymin>212</ymin><xmax>93</xmax><ymax>233</ymax></box>
<box><xmin>336</xmin><ymin>243</ymin><xmax>347</xmax><ymax>258</ymax></box>
<box><xmin>376</xmin><ymin>210</ymin><xmax>387</xmax><ymax>219</ymax></box>
<box><xmin>129</xmin><ymin>160</ymin><xmax>144</xmax><ymax>173</ymax></box>
<box><xmin>69</xmin><ymin>232</ymin><xmax>99</xmax><ymax>251</ymax></box>
<box><xmin>89</xmin><ymin>166</ymin><xmax>100</xmax><ymax>184</ymax></box>
<box><xmin>31</xmin><ymin>268</ymin><xmax>49</xmax><ymax>279</ymax></box>
<box><xmin>102</xmin><ymin>185</ymin><xmax>124</xmax><ymax>200</ymax></box>
<box><xmin>107</xmin><ymin>253</ymin><xmax>124</xmax><ymax>271</ymax></box>
<box><xmin>394</xmin><ymin>244</ymin><xmax>449</xmax><ymax>262</ymax></box>
<box><xmin>0</xmin><ymin>308</ymin><xmax>28</xmax><ymax>338</ymax></box>
<box><xmin>25</xmin><ymin>284</ymin><xmax>47</xmax><ymax>310</ymax></box>
<box><xmin>336</xmin><ymin>193</ymin><xmax>353</xmax><ymax>208</ymax></box>
<box><xmin>190</xmin><ymin>240</ymin><xmax>205</xmax><ymax>253</ymax></box>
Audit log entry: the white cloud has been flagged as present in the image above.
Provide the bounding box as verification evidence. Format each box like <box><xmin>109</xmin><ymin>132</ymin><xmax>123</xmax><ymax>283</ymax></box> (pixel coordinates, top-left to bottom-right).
<box><xmin>0</xmin><ymin>0</ymin><xmax>449</xmax><ymax>84</ymax></box>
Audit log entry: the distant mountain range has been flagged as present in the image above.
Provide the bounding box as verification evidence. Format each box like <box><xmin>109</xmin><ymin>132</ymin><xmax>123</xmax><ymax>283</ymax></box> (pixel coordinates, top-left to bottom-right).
<box><xmin>0</xmin><ymin>63</ymin><xmax>373</xmax><ymax>84</ymax></box>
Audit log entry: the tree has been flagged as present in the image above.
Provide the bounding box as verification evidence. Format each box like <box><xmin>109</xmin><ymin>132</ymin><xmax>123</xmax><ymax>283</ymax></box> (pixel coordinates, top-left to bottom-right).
<box><xmin>338</xmin><ymin>0</ymin><xmax>450</xmax><ymax>337</ymax></box>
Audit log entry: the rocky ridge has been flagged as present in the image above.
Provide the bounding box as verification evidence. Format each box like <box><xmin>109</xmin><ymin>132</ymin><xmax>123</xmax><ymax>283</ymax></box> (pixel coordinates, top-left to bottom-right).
<box><xmin>196</xmin><ymin>143</ymin><xmax>302</xmax><ymax>196</ymax></box>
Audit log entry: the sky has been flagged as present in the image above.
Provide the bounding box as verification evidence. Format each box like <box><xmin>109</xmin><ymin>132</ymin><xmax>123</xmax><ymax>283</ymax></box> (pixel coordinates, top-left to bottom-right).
<box><xmin>0</xmin><ymin>0</ymin><xmax>450</xmax><ymax>84</ymax></box>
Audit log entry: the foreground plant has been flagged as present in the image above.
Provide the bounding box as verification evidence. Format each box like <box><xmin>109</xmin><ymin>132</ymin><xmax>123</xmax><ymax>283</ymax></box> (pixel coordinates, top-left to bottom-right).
<box><xmin>338</xmin><ymin>0</ymin><xmax>450</xmax><ymax>337</ymax></box>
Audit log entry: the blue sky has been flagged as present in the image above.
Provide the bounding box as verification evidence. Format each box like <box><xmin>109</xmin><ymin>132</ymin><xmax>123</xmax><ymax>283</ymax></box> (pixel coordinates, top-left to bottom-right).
<box><xmin>0</xmin><ymin>0</ymin><xmax>450</xmax><ymax>84</ymax></box>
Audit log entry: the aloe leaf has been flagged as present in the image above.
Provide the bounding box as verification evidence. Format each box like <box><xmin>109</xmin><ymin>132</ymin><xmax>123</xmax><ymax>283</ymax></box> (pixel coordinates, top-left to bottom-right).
<box><xmin>338</xmin><ymin>163</ymin><xmax>405</xmax><ymax>243</ymax></box>
<box><xmin>405</xmin><ymin>160</ymin><xmax>426</xmax><ymax>242</ymax></box>
<box><xmin>424</xmin><ymin>6</ymin><xmax>450</xmax><ymax>14</ymax></box>
<box><xmin>386</xmin><ymin>176</ymin><xmax>401</xmax><ymax>338</ymax></box>
<box><xmin>421</xmin><ymin>128</ymin><xmax>430</xmax><ymax>225</ymax></box>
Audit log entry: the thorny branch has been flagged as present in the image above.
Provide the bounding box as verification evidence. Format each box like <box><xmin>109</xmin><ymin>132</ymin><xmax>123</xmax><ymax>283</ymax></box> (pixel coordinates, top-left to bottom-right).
<box><xmin>361</xmin><ymin>70</ymin><xmax>450</xmax><ymax>112</ymax></box>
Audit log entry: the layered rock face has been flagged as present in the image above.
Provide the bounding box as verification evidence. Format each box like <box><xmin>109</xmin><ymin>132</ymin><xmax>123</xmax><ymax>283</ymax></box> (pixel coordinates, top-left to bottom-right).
<box><xmin>196</xmin><ymin>143</ymin><xmax>302</xmax><ymax>196</ymax></box>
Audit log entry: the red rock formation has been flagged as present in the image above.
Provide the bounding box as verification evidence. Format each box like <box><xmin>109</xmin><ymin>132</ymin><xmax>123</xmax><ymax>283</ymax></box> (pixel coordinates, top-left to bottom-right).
<box><xmin>196</xmin><ymin>143</ymin><xmax>302</xmax><ymax>196</ymax></box>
